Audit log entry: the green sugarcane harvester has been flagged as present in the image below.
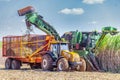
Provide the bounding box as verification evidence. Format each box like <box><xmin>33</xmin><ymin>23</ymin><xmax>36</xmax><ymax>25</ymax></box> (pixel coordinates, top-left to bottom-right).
<box><xmin>62</xmin><ymin>26</ymin><xmax>118</xmax><ymax>71</ymax></box>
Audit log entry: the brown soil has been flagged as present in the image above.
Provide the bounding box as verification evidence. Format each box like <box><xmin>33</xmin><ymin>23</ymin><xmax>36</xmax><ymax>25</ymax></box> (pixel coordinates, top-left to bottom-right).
<box><xmin>0</xmin><ymin>49</ymin><xmax>120</xmax><ymax>80</ymax></box>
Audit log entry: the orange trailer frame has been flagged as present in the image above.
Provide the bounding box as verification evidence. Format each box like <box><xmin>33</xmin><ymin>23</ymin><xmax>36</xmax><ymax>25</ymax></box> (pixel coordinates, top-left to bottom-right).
<box><xmin>2</xmin><ymin>35</ymin><xmax>53</xmax><ymax>64</ymax></box>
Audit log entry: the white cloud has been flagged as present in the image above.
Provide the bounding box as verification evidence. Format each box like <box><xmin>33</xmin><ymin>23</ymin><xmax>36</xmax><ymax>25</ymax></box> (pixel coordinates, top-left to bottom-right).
<box><xmin>59</xmin><ymin>8</ymin><xmax>84</xmax><ymax>15</ymax></box>
<box><xmin>83</xmin><ymin>0</ymin><xmax>105</xmax><ymax>4</ymax></box>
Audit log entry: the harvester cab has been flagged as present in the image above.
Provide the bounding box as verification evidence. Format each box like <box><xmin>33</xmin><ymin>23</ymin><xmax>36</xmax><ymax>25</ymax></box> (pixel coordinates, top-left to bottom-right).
<box><xmin>17</xmin><ymin>6</ymin><xmax>86</xmax><ymax>71</ymax></box>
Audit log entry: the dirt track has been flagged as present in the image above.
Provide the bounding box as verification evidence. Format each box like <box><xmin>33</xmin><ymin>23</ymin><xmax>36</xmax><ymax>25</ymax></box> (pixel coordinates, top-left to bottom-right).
<box><xmin>0</xmin><ymin>49</ymin><xmax>120</xmax><ymax>80</ymax></box>
<box><xmin>0</xmin><ymin>69</ymin><xmax>120</xmax><ymax>80</ymax></box>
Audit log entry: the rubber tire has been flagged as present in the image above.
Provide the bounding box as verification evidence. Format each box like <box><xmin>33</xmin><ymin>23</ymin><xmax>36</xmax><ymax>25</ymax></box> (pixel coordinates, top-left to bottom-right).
<box><xmin>5</xmin><ymin>58</ymin><xmax>12</xmax><ymax>69</ymax></box>
<box><xmin>57</xmin><ymin>58</ymin><xmax>69</xmax><ymax>71</ymax></box>
<box><xmin>11</xmin><ymin>60</ymin><xmax>21</xmax><ymax>70</ymax></box>
<box><xmin>77</xmin><ymin>58</ymin><xmax>86</xmax><ymax>71</ymax></box>
<box><xmin>41</xmin><ymin>54</ymin><xmax>53</xmax><ymax>71</ymax></box>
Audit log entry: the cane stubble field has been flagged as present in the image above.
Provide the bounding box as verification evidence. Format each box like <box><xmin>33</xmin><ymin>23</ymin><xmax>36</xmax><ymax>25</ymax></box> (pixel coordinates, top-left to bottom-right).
<box><xmin>0</xmin><ymin>42</ymin><xmax>120</xmax><ymax>80</ymax></box>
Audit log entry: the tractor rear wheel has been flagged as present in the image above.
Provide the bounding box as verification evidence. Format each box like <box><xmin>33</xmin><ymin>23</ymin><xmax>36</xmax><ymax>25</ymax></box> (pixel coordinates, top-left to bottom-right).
<box><xmin>41</xmin><ymin>54</ymin><xmax>53</xmax><ymax>71</ymax></box>
<box><xmin>77</xmin><ymin>57</ymin><xmax>86</xmax><ymax>71</ymax></box>
<box><xmin>57</xmin><ymin>58</ymin><xmax>69</xmax><ymax>71</ymax></box>
<box><xmin>5</xmin><ymin>58</ymin><xmax>12</xmax><ymax>69</ymax></box>
<box><xmin>11</xmin><ymin>60</ymin><xmax>21</xmax><ymax>70</ymax></box>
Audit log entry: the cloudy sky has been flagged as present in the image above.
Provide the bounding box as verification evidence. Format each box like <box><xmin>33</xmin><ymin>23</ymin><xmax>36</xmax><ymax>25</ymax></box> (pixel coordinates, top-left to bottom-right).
<box><xmin>0</xmin><ymin>0</ymin><xmax>120</xmax><ymax>40</ymax></box>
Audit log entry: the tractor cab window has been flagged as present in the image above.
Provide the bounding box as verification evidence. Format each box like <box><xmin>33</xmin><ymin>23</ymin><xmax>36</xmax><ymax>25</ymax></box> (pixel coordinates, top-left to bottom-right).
<box><xmin>50</xmin><ymin>44</ymin><xmax>59</xmax><ymax>58</ymax></box>
<box><xmin>60</xmin><ymin>43</ymin><xmax>69</xmax><ymax>51</ymax></box>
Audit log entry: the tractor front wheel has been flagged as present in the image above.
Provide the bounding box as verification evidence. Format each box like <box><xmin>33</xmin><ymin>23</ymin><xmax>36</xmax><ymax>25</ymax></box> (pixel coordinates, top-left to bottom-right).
<box><xmin>57</xmin><ymin>58</ymin><xmax>69</xmax><ymax>71</ymax></box>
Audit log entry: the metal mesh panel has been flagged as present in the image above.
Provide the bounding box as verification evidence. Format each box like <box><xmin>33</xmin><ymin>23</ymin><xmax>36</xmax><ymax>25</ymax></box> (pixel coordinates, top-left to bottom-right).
<box><xmin>3</xmin><ymin>34</ymin><xmax>47</xmax><ymax>57</ymax></box>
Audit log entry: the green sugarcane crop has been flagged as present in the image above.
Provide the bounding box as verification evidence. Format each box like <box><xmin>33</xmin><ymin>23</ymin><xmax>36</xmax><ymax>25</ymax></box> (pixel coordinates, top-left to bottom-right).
<box><xmin>96</xmin><ymin>27</ymin><xmax>120</xmax><ymax>72</ymax></box>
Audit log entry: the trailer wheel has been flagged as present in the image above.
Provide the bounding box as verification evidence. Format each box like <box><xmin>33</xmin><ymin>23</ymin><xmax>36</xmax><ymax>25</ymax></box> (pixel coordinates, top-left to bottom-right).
<box><xmin>57</xmin><ymin>58</ymin><xmax>69</xmax><ymax>71</ymax></box>
<box><xmin>11</xmin><ymin>60</ymin><xmax>21</xmax><ymax>70</ymax></box>
<box><xmin>41</xmin><ymin>54</ymin><xmax>53</xmax><ymax>71</ymax></box>
<box><xmin>5</xmin><ymin>58</ymin><xmax>12</xmax><ymax>69</ymax></box>
<box><xmin>77</xmin><ymin>58</ymin><xmax>86</xmax><ymax>71</ymax></box>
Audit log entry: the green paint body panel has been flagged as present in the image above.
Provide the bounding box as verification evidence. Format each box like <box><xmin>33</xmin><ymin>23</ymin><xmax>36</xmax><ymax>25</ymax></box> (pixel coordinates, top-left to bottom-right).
<box><xmin>102</xmin><ymin>26</ymin><xmax>117</xmax><ymax>32</ymax></box>
<box><xmin>74</xmin><ymin>50</ymin><xmax>88</xmax><ymax>57</ymax></box>
<box><xmin>71</xmin><ymin>30</ymin><xmax>82</xmax><ymax>44</ymax></box>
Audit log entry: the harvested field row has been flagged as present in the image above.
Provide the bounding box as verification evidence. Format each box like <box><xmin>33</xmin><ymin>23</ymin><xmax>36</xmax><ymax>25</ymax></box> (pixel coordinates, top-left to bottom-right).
<box><xmin>0</xmin><ymin>67</ymin><xmax>120</xmax><ymax>80</ymax></box>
